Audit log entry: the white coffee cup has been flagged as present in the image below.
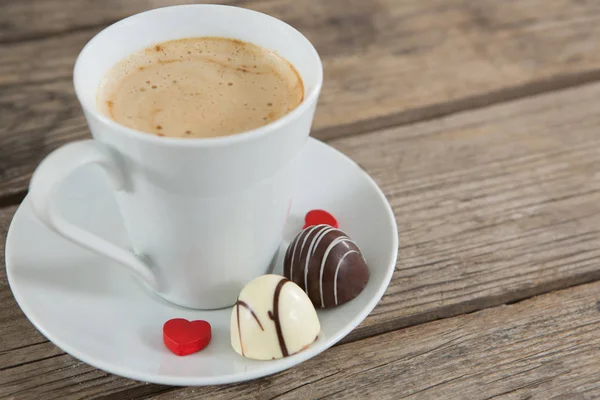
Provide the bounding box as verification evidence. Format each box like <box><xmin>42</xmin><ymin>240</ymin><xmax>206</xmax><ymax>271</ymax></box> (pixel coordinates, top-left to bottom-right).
<box><xmin>28</xmin><ymin>5</ymin><xmax>323</xmax><ymax>309</ymax></box>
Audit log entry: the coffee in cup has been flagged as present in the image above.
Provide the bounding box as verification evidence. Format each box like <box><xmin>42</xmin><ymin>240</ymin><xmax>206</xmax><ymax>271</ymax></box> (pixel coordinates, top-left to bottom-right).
<box><xmin>97</xmin><ymin>37</ymin><xmax>304</xmax><ymax>138</ymax></box>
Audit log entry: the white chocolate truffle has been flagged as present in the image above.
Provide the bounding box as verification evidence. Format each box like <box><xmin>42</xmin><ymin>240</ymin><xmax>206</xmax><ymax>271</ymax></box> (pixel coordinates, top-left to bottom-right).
<box><xmin>230</xmin><ymin>274</ymin><xmax>320</xmax><ymax>360</ymax></box>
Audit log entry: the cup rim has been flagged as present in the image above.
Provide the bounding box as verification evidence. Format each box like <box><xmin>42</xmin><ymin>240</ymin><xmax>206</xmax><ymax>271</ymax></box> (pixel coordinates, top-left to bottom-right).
<box><xmin>73</xmin><ymin>4</ymin><xmax>323</xmax><ymax>148</ymax></box>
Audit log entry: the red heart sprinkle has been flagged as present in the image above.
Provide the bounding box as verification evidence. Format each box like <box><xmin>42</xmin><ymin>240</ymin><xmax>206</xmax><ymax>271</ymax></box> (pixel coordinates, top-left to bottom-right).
<box><xmin>303</xmin><ymin>209</ymin><xmax>338</xmax><ymax>229</ymax></box>
<box><xmin>163</xmin><ymin>318</ymin><xmax>211</xmax><ymax>356</ymax></box>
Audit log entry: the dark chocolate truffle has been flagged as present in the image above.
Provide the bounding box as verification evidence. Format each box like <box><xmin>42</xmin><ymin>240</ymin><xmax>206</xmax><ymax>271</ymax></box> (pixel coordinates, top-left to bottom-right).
<box><xmin>283</xmin><ymin>224</ymin><xmax>369</xmax><ymax>308</ymax></box>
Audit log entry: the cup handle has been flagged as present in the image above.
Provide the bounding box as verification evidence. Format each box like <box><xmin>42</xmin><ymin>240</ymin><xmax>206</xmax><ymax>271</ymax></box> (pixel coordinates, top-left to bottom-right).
<box><xmin>28</xmin><ymin>140</ymin><xmax>159</xmax><ymax>290</ymax></box>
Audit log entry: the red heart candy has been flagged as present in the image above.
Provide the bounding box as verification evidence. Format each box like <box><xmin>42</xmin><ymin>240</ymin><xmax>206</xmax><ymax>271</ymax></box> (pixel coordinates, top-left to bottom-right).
<box><xmin>163</xmin><ymin>318</ymin><xmax>211</xmax><ymax>356</ymax></box>
<box><xmin>303</xmin><ymin>209</ymin><xmax>338</xmax><ymax>229</ymax></box>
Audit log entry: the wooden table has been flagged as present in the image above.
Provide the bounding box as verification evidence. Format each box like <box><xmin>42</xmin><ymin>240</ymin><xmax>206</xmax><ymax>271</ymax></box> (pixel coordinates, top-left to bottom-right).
<box><xmin>3</xmin><ymin>0</ymin><xmax>600</xmax><ymax>398</ymax></box>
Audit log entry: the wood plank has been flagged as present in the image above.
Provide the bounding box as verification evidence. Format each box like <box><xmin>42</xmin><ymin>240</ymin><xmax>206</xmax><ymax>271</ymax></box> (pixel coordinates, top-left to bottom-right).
<box><xmin>4</xmin><ymin>0</ymin><xmax>600</xmax><ymax>197</ymax></box>
<box><xmin>5</xmin><ymin>271</ymin><xmax>600</xmax><ymax>398</ymax></box>
<box><xmin>3</xmin><ymin>80</ymin><xmax>600</xmax><ymax>397</ymax></box>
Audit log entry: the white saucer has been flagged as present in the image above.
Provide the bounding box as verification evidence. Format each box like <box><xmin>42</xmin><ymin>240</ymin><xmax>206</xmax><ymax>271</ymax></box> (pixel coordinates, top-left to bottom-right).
<box><xmin>5</xmin><ymin>138</ymin><xmax>398</xmax><ymax>386</ymax></box>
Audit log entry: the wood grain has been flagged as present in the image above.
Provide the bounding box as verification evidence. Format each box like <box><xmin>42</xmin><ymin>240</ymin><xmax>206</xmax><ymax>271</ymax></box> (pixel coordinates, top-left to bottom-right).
<box><xmin>3</xmin><ymin>81</ymin><xmax>600</xmax><ymax>397</ymax></box>
<box><xmin>4</xmin><ymin>0</ymin><xmax>600</xmax><ymax>198</ymax></box>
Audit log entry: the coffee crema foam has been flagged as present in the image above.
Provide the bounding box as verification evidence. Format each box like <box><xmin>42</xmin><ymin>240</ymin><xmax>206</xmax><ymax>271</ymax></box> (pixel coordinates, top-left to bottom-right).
<box><xmin>97</xmin><ymin>37</ymin><xmax>304</xmax><ymax>138</ymax></box>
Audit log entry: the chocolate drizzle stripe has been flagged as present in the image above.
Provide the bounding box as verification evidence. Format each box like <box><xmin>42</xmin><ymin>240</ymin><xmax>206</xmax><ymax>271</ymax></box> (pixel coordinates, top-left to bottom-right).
<box><xmin>289</xmin><ymin>226</ymin><xmax>310</xmax><ymax>282</ymax></box>
<box><xmin>332</xmin><ymin>250</ymin><xmax>359</xmax><ymax>306</ymax></box>
<box><xmin>268</xmin><ymin>278</ymin><xmax>290</xmax><ymax>357</ymax></box>
<box><xmin>296</xmin><ymin>225</ymin><xmax>321</xmax><ymax>286</ymax></box>
<box><xmin>319</xmin><ymin>235</ymin><xmax>354</xmax><ymax>307</ymax></box>
<box><xmin>298</xmin><ymin>225</ymin><xmax>322</xmax><ymax>263</ymax></box>
<box><xmin>304</xmin><ymin>226</ymin><xmax>334</xmax><ymax>294</ymax></box>
<box><xmin>235</xmin><ymin>300</ymin><xmax>264</xmax><ymax>331</ymax></box>
<box><xmin>236</xmin><ymin>301</ymin><xmax>244</xmax><ymax>356</ymax></box>
<box><xmin>319</xmin><ymin>238</ymin><xmax>354</xmax><ymax>307</ymax></box>
<box><xmin>311</xmin><ymin>226</ymin><xmax>336</xmax><ymax>258</ymax></box>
